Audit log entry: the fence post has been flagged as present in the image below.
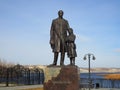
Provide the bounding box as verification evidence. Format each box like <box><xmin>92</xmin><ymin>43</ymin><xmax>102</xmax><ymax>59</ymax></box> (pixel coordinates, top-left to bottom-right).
<box><xmin>6</xmin><ymin>68</ymin><xmax>9</xmax><ymax>86</ymax></box>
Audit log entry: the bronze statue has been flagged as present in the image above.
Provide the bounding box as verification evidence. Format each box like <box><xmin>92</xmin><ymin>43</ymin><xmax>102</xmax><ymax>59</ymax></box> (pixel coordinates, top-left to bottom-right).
<box><xmin>50</xmin><ymin>10</ymin><xmax>70</xmax><ymax>66</ymax></box>
<box><xmin>66</xmin><ymin>28</ymin><xmax>77</xmax><ymax>65</ymax></box>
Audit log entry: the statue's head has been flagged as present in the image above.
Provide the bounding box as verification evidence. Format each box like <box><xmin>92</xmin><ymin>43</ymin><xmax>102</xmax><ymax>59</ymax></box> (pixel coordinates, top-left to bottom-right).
<box><xmin>58</xmin><ymin>10</ymin><xmax>64</xmax><ymax>18</ymax></box>
<box><xmin>69</xmin><ymin>28</ymin><xmax>73</xmax><ymax>34</ymax></box>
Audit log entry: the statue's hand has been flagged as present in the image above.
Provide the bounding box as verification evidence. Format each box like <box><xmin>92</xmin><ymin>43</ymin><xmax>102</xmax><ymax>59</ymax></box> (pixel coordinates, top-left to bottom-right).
<box><xmin>50</xmin><ymin>40</ymin><xmax>55</xmax><ymax>49</ymax></box>
<box><xmin>50</xmin><ymin>40</ymin><xmax>54</xmax><ymax>49</ymax></box>
<box><xmin>50</xmin><ymin>39</ymin><xmax>54</xmax><ymax>44</ymax></box>
<box><xmin>51</xmin><ymin>44</ymin><xmax>54</xmax><ymax>49</ymax></box>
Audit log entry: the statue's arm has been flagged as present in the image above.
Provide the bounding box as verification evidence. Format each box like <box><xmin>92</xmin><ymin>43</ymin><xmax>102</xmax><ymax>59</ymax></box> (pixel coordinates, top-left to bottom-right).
<box><xmin>66</xmin><ymin>20</ymin><xmax>70</xmax><ymax>34</ymax></box>
<box><xmin>50</xmin><ymin>20</ymin><xmax>55</xmax><ymax>49</ymax></box>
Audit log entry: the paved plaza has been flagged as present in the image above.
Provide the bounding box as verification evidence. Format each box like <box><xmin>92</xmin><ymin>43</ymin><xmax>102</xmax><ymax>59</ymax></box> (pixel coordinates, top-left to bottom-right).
<box><xmin>81</xmin><ymin>88</ymin><xmax>120</xmax><ymax>90</ymax></box>
<box><xmin>0</xmin><ymin>85</ymin><xmax>120</xmax><ymax>90</ymax></box>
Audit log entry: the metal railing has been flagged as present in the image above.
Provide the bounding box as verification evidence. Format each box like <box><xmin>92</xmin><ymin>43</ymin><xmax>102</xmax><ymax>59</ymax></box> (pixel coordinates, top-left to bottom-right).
<box><xmin>0</xmin><ymin>64</ymin><xmax>44</xmax><ymax>86</ymax></box>
<box><xmin>80</xmin><ymin>78</ymin><xmax>120</xmax><ymax>89</ymax></box>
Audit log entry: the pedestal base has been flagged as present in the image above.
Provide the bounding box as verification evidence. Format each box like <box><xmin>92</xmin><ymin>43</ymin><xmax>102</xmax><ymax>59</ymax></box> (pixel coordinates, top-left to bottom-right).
<box><xmin>44</xmin><ymin>65</ymin><xmax>80</xmax><ymax>90</ymax></box>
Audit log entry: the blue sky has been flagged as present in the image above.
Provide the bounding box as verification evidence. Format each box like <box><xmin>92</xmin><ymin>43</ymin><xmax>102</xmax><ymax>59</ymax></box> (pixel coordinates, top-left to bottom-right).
<box><xmin>0</xmin><ymin>0</ymin><xmax>120</xmax><ymax>68</ymax></box>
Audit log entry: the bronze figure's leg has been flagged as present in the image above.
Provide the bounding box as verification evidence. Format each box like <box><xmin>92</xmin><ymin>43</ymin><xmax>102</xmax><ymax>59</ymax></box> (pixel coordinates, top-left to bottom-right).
<box><xmin>53</xmin><ymin>52</ymin><xmax>58</xmax><ymax>65</ymax></box>
<box><xmin>70</xmin><ymin>57</ymin><xmax>72</xmax><ymax>65</ymax></box>
<box><xmin>60</xmin><ymin>52</ymin><xmax>65</xmax><ymax>66</ymax></box>
<box><xmin>73</xmin><ymin>58</ymin><xmax>75</xmax><ymax>65</ymax></box>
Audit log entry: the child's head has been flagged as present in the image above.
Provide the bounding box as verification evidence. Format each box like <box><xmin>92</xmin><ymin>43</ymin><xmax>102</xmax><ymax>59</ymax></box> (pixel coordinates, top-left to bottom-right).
<box><xmin>69</xmin><ymin>28</ymin><xmax>73</xmax><ymax>34</ymax></box>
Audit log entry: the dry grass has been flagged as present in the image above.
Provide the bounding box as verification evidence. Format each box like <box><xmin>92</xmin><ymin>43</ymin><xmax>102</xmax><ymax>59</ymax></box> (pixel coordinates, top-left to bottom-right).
<box><xmin>20</xmin><ymin>87</ymin><xmax>43</xmax><ymax>90</ymax></box>
<box><xmin>104</xmin><ymin>74</ymin><xmax>120</xmax><ymax>80</ymax></box>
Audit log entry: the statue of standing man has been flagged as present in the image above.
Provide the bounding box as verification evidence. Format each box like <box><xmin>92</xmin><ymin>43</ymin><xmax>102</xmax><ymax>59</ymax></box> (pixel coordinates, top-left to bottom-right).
<box><xmin>50</xmin><ymin>10</ymin><xmax>70</xmax><ymax>66</ymax></box>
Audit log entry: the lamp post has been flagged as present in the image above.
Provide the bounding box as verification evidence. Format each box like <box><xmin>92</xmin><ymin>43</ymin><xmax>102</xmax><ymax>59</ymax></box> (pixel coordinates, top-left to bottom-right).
<box><xmin>83</xmin><ymin>53</ymin><xmax>95</xmax><ymax>90</ymax></box>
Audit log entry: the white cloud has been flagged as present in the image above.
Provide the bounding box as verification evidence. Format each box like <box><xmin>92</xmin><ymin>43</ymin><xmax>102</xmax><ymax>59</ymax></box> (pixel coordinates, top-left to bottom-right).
<box><xmin>114</xmin><ymin>48</ymin><xmax>120</xmax><ymax>53</ymax></box>
<box><xmin>76</xmin><ymin>34</ymin><xmax>92</xmax><ymax>43</ymax></box>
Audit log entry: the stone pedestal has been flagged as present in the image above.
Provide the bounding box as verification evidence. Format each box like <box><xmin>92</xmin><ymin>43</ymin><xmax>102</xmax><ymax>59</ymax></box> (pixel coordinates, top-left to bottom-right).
<box><xmin>43</xmin><ymin>66</ymin><xmax>80</xmax><ymax>90</ymax></box>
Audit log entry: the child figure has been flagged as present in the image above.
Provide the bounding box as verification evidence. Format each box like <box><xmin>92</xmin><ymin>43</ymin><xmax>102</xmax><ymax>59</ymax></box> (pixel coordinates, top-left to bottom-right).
<box><xmin>66</xmin><ymin>28</ymin><xmax>77</xmax><ymax>65</ymax></box>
